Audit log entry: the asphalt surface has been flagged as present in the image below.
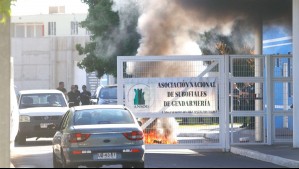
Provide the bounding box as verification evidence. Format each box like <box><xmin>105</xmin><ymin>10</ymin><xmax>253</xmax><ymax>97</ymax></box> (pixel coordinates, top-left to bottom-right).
<box><xmin>10</xmin><ymin>138</ymin><xmax>287</xmax><ymax>168</ymax></box>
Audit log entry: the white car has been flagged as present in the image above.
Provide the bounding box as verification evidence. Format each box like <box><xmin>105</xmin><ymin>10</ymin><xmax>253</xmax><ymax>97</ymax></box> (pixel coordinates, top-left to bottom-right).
<box><xmin>15</xmin><ymin>89</ymin><xmax>69</xmax><ymax>145</ymax></box>
<box><xmin>10</xmin><ymin>86</ymin><xmax>19</xmax><ymax>148</ymax></box>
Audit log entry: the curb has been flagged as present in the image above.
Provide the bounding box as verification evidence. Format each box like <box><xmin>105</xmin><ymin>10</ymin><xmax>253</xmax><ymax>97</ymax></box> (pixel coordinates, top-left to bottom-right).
<box><xmin>231</xmin><ymin>147</ymin><xmax>299</xmax><ymax>168</ymax></box>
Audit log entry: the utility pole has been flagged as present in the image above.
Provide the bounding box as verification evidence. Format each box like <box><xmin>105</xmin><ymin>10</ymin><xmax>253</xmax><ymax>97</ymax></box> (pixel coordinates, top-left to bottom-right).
<box><xmin>0</xmin><ymin>15</ymin><xmax>11</xmax><ymax>167</ymax></box>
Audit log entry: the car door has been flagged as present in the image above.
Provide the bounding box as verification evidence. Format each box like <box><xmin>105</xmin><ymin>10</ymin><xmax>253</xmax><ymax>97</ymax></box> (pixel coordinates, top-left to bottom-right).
<box><xmin>53</xmin><ymin>110</ymin><xmax>71</xmax><ymax>161</ymax></box>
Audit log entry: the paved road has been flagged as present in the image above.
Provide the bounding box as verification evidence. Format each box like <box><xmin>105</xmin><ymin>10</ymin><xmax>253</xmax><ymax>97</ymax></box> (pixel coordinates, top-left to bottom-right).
<box><xmin>11</xmin><ymin>138</ymin><xmax>285</xmax><ymax>168</ymax></box>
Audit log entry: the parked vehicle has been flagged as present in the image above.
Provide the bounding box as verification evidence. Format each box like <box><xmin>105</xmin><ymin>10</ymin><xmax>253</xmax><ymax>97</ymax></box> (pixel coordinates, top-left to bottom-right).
<box><xmin>91</xmin><ymin>85</ymin><xmax>118</xmax><ymax>105</ymax></box>
<box><xmin>52</xmin><ymin>105</ymin><xmax>145</xmax><ymax>168</ymax></box>
<box><xmin>15</xmin><ymin>89</ymin><xmax>69</xmax><ymax>145</ymax></box>
<box><xmin>10</xmin><ymin>86</ymin><xmax>19</xmax><ymax>148</ymax></box>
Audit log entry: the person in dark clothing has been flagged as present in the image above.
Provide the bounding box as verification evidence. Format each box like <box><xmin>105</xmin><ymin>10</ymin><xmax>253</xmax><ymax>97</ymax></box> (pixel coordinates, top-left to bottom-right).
<box><xmin>68</xmin><ymin>85</ymin><xmax>80</xmax><ymax>107</ymax></box>
<box><xmin>232</xmin><ymin>83</ymin><xmax>241</xmax><ymax>111</ymax></box>
<box><xmin>239</xmin><ymin>83</ymin><xmax>255</xmax><ymax>129</ymax></box>
<box><xmin>57</xmin><ymin>81</ymin><xmax>67</xmax><ymax>98</ymax></box>
<box><xmin>80</xmin><ymin>85</ymin><xmax>91</xmax><ymax>105</ymax></box>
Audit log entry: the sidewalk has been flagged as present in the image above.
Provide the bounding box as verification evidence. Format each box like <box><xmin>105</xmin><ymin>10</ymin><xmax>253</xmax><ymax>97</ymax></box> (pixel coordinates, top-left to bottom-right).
<box><xmin>231</xmin><ymin>144</ymin><xmax>299</xmax><ymax>168</ymax></box>
<box><xmin>178</xmin><ymin>126</ymin><xmax>299</xmax><ymax>168</ymax></box>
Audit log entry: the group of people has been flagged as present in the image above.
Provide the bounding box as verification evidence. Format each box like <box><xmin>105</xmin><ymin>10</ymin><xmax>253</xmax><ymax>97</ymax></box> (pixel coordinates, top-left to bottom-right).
<box><xmin>232</xmin><ymin>82</ymin><xmax>256</xmax><ymax>129</ymax></box>
<box><xmin>56</xmin><ymin>81</ymin><xmax>92</xmax><ymax>107</ymax></box>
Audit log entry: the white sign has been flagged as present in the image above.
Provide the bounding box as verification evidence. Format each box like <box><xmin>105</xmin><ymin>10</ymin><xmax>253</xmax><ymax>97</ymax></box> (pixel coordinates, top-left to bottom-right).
<box><xmin>125</xmin><ymin>77</ymin><xmax>217</xmax><ymax>114</ymax></box>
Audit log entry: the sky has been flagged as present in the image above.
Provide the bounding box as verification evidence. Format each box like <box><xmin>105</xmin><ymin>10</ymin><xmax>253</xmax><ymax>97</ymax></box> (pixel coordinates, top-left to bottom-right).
<box><xmin>11</xmin><ymin>0</ymin><xmax>88</xmax><ymax>16</ymax></box>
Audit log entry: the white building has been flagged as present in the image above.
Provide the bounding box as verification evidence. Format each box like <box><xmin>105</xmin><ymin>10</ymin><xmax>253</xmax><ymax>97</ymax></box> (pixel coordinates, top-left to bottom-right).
<box><xmin>11</xmin><ymin>6</ymin><xmax>102</xmax><ymax>94</ymax></box>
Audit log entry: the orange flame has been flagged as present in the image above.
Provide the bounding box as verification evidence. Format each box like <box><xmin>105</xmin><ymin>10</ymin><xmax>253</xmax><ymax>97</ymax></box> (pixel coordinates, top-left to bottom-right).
<box><xmin>144</xmin><ymin>130</ymin><xmax>178</xmax><ymax>144</ymax></box>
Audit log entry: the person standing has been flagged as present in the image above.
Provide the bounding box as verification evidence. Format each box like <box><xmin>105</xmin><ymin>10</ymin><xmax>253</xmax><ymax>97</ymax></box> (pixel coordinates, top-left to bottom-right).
<box><xmin>68</xmin><ymin>85</ymin><xmax>80</xmax><ymax>107</ymax></box>
<box><xmin>232</xmin><ymin>83</ymin><xmax>241</xmax><ymax>111</ymax></box>
<box><xmin>80</xmin><ymin>85</ymin><xmax>91</xmax><ymax>105</ymax></box>
<box><xmin>239</xmin><ymin>82</ymin><xmax>255</xmax><ymax>129</ymax></box>
<box><xmin>57</xmin><ymin>82</ymin><xmax>67</xmax><ymax>95</ymax></box>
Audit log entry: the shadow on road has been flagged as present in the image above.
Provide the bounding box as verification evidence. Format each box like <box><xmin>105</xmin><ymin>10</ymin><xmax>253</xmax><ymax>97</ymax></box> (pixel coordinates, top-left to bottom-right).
<box><xmin>15</xmin><ymin>138</ymin><xmax>53</xmax><ymax>147</ymax></box>
<box><xmin>11</xmin><ymin>152</ymin><xmax>52</xmax><ymax>168</ymax></box>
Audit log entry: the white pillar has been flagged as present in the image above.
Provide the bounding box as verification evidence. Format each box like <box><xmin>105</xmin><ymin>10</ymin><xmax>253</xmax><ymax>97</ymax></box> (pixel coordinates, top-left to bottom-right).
<box><xmin>254</xmin><ymin>18</ymin><xmax>263</xmax><ymax>142</ymax></box>
<box><xmin>293</xmin><ymin>0</ymin><xmax>299</xmax><ymax>148</ymax></box>
<box><xmin>0</xmin><ymin>18</ymin><xmax>11</xmax><ymax>167</ymax></box>
<box><xmin>283</xmin><ymin>63</ymin><xmax>289</xmax><ymax>128</ymax></box>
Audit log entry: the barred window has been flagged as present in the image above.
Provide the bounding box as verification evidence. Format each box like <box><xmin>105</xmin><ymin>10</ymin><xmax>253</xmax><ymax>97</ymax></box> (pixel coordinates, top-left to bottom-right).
<box><xmin>71</xmin><ymin>21</ymin><xmax>79</xmax><ymax>35</ymax></box>
<box><xmin>48</xmin><ymin>22</ymin><xmax>56</xmax><ymax>36</ymax></box>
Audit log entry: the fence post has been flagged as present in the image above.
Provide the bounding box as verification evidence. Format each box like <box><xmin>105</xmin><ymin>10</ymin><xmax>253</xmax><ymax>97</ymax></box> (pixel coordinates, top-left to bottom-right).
<box><xmin>224</xmin><ymin>55</ymin><xmax>230</xmax><ymax>151</ymax></box>
<box><xmin>265</xmin><ymin>55</ymin><xmax>273</xmax><ymax>145</ymax></box>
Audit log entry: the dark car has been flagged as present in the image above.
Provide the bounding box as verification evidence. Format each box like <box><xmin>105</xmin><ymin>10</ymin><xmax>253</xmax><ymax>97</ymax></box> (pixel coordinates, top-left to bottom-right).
<box><xmin>52</xmin><ymin>105</ymin><xmax>145</xmax><ymax>168</ymax></box>
<box><xmin>91</xmin><ymin>85</ymin><xmax>118</xmax><ymax>105</ymax></box>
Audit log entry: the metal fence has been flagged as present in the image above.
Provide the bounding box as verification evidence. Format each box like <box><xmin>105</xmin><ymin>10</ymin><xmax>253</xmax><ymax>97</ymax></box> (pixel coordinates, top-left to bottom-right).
<box><xmin>117</xmin><ymin>55</ymin><xmax>293</xmax><ymax>150</ymax></box>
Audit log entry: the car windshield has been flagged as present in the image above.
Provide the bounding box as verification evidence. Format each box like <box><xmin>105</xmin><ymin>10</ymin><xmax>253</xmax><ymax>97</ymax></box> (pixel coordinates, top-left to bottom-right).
<box><xmin>99</xmin><ymin>87</ymin><xmax>117</xmax><ymax>99</ymax></box>
<box><xmin>73</xmin><ymin>108</ymin><xmax>135</xmax><ymax>125</ymax></box>
<box><xmin>19</xmin><ymin>93</ymin><xmax>67</xmax><ymax>109</ymax></box>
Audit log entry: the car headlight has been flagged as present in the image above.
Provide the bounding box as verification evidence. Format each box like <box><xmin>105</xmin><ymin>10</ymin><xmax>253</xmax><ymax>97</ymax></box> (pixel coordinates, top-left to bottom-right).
<box><xmin>19</xmin><ymin>115</ymin><xmax>30</xmax><ymax>122</ymax></box>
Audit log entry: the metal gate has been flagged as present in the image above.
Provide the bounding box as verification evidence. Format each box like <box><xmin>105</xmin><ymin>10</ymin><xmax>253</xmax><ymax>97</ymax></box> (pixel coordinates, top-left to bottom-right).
<box><xmin>228</xmin><ymin>55</ymin><xmax>293</xmax><ymax>145</ymax></box>
<box><xmin>117</xmin><ymin>55</ymin><xmax>229</xmax><ymax>151</ymax></box>
<box><xmin>117</xmin><ymin>55</ymin><xmax>293</xmax><ymax>150</ymax></box>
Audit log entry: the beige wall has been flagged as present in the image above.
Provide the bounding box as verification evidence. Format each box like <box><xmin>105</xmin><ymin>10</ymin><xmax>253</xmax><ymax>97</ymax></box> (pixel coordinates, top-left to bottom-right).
<box><xmin>11</xmin><ymin>36</ymin><xmax>89</xmax><ymax>92</ymax></box>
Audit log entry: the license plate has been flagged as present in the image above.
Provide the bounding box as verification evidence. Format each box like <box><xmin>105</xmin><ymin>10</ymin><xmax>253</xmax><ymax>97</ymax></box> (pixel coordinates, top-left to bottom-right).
<box><xmin>40</xmin><ymin>123</ymin><xmax>53</xmax><ymax>128</ymax></box>
<box><xmin>96</xmin><ymin>152</ymin><xmax>117</xmax><ymax>160</ymax></box>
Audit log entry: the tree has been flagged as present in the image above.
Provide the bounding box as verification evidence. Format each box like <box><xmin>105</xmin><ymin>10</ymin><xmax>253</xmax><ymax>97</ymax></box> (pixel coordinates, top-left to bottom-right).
<box><xmin>198</xmin><ymin>24</ymin><xmax>255</xmax><ymax>77</ymax></box>
<box><xmin>0</xmin><ymin>0</ymin><xmax>14</xmax><ymax>23</ymax></box>
<box><xmin>77</xmin><ymin>0</ymin><xmax>141</xmax><ymax>78</ymax></box>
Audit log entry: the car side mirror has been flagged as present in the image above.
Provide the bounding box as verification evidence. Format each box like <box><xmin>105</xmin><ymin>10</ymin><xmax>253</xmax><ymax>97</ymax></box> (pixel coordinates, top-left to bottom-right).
<box><xmin>138</xmin><ymin>121</ymin><xmax>142</xmax><ymax>127</ymax></box>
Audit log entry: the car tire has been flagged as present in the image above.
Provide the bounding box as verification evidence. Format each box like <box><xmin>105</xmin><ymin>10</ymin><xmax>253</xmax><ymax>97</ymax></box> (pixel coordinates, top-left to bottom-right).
<box><xmin>123</xmin><ymin>162</ymin><xmax>144</xmax><ymax>168</ymax></box>
<box><xmin>15</xmin><ymin>132</ymin><xmax>26</xmax><ymax>145</ymax></box>
<box><xmin>52</xmin><ymin>152</ymin><xmax>62</xmax><ymax>168</ymax></box>
<box><xmin>61</xmin><ymin>154</ymin><xmax>76</xmax><ymax>168</ymax></box>
<box><xmin>122</xmin><ymin>163</ymin><xmax>132</xmax><ymax>168</ymax></box>
<box><xmin>133</xmin><ymin>162</ymin><xmax>145</xmax><ymax>168</ymax></box>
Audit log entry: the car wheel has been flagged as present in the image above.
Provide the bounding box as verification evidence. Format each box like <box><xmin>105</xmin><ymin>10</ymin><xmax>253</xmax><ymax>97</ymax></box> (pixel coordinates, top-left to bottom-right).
<box><xmin>15</xmin><ymin>133</ymin><xmax>26</xmax><ymax>145</ymax></box>
<box><xmin>61</xmin><ymin>154</ymin><xmax>76</xmax><ymax>168</ymax></box>
<box><xmin>123</xmin><ymin>162</ymin><xmax>144</xmax><ymax>168</ymax></box>
<box><xmin>133</xmin><ymin>162</ymin><xmax>144</xmax><ymax>168</ymax></box>
<box><xmin>122</xmin><ymin>163</ymin><xmax>132</xmax><ymax>168</ymax></box>
<box><xmin>52</xmin><ymin>152</ymin><xmax>62</xmax><ymax>168</ymax></box>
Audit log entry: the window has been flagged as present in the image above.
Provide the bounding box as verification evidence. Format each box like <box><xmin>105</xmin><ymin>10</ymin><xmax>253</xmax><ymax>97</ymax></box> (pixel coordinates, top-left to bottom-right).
<box><xmin>86</xmin><ymin>29</ymin><xmax>91</xmax><ymax>36</ymax></box>
<box><xmin>71</xmin><ymin>21</ymin><xmax>78</xmax><ymax>35</ymax></box>
<box><xmin>26</xmin><ymin>25</ymin><xmax>34</xmax><ymax>37</ymax></box>
<box><xmin>15</xmin><ymin>24</ymin><xmax>25</xmax><ymax>37</ymax></box>
<box><xmin>35</xmin><ymin>25</ymin><xmax>44</xmax><ymax>37</ymax></box>
<box><xmin>48</xmin><ymin>22</ymin><xmax>56</xmax><ymax>36</ymax></box>
<box><xmin>12</xmin><ymin>23</ymin><xmax>44</xmax><ymax>38</ymax></box>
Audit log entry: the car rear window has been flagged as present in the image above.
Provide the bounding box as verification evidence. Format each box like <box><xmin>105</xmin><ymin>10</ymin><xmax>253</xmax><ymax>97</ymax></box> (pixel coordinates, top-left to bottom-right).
<box><xmin>74</xmin><ymin>109</ymin><xmax>135</xmax><ymax>125</ymax></box>
<box><xmin>99</xmin><ymin>87</ymin><xmax>117</xmax><ymax>99</ymax></box>
<box><xmin>19</xmin><ymin>93</ymin><xmax>67</xmax><ymax>109</ymax></box>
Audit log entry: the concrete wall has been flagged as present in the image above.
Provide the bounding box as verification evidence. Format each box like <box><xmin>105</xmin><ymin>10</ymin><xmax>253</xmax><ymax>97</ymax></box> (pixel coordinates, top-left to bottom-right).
<box><xmin>12</xmin><ymin>36</ymin><xmax>90</xmax><ymax>92</ymax></box>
